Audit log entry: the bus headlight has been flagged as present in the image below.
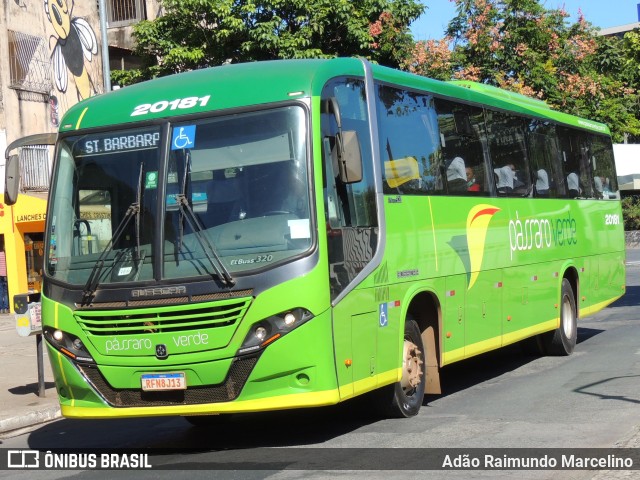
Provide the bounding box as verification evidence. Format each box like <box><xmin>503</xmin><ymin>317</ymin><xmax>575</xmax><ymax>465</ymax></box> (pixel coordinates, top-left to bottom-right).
<box><xmin>283</xmin><ymin>313</ymin><xmax>296</xmax><ymax>326</ymax></box>
<box><xmin>43</xmin><ymin>326</ymin><xmax>95</xmax><ymax>364</ymax></box>
<box><xmin>237</xmin><ymin>308</ymin><xmax>314</xmax><ymax>356</ymax></box>
<box><xmin>255</xmin><ymin>326</ymin><xmax>267</xmax><ymax>341</ymax></box>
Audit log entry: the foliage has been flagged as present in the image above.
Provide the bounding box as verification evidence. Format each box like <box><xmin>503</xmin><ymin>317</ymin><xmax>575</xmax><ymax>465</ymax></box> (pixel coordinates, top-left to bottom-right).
<box><xmin>405</xmin><ymin>0</ymin><xmax>640</xmax><ymax>142</ymax></box>
<box><xmin>622</xmin><ymin>196</ymin><xmax>640</xmax><ymax>231</ymax></box>
<box><xmin>112</xmin><ymin>0</ymin><xmax>424</xmax><ymax>85</ymax></box>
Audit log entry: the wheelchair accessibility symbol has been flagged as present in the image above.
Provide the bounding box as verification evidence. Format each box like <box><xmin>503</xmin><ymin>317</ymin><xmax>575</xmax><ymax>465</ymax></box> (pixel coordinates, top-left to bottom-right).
<box><xmin>379</xmin><ymin>303</ymin><xmax>388</xmax><ymax>327</ymax></box>
<box><xmin>171</xmin><ymin>125</ymin><xmax>196</xmax><ymax>150</ymax></box>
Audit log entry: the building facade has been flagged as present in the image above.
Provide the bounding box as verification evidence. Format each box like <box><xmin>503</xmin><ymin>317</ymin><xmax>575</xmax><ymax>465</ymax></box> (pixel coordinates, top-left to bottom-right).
<box><xmin>0</xmin><ymin>0</ymin><xmax>106</xmax><ymax>312</ymax></box>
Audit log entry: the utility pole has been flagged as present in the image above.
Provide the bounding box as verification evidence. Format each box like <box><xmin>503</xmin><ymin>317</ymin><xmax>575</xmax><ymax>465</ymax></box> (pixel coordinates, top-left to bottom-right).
<box><xmin>98</xmin><ymin>0</ymin><xmax>112</xmax><ymax>92</ymax></box>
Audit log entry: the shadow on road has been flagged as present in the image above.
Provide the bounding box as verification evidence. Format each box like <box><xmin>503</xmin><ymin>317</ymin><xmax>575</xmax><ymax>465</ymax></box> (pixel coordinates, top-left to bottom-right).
<box><xmin>575</xmin><ymin>375</ymin><xmax>640</xmax><ymax>405</ymax></box>
<box><xmin>577</xmin><ymin>327</ymin><xmax>605</xmax><ymax>344</ymax></box>
<box><xmin>609</xmin><ymin>285</ymin><xmax>640</xmax><ymax>308</ymax></box>
<box><xmin>22</xmin><ymin>336</ymin><xmax>605</xmax><ymax>452</ymax></box>
<box><xmin>430</xmin><ymin>343</ymin><xmax>535</xmax><ymax>402</ymax></box>
<box><xmin>8</xmin><ymin>382</ymin><xmax>56</xmax><ymax>396</ymax></box>
<box><xmin>25</xmin><ymin>348</ymin><xmax>543</xmax><ymax>451</ymax></box>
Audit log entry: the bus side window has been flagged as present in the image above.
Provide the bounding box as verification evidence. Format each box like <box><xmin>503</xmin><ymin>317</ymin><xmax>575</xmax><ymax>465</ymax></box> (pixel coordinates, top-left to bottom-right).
<box><xmin>527</xmin><ymin>121</ymin><xmax>565</xmax><ymax>198</ymax></box>
<box><xmin>589</xmin><ymin>134</ymin><xmax>618</xmax><ymax>199</ymax></box>
<box><xmin>376</xmin><ymin>84</ymin><xmax>442</xmax><ymax>195</ymax></box>
<box><xmin>558</xmin><ymin>127</ymin><xmax>593</xmax><ymax>199</ymax></box>
<box><xmin>321</xmin><ymin>79</ymin><xmax>376</xmax><ymax>229</ymax></box>
<box><xmin>485</xmin><ymin>110</ymin><xmax>531</xmax><ymax>197</ymax></box>
<box><xmin>434</xmin><ymin>99</ymin><xmax>489</xmax><ymax>195</ymax></box>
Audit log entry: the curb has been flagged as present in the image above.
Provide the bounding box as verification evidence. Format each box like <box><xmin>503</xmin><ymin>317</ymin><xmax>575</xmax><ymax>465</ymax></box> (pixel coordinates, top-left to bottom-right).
<box><xmin>0</xmin><ymin>405</ymin><xmax>61</xmax><ymax>435</ymax></box>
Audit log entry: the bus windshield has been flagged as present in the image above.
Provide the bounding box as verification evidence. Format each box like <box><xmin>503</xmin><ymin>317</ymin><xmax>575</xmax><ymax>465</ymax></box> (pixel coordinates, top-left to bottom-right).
<box><xmin>46</xmin><ymin>105</ymin><xmax>312</xmax><ymax>286</ymax></box>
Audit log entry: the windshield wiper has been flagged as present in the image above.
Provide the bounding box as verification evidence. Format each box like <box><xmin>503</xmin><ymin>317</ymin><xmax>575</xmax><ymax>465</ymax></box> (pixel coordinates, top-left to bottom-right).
<box><xmin>81</xmin><ymin>164</ymin><xmax>145</xmax><ymax>305</ymax></box>
<box><xmin>81</xmin><ymin>202</ymin><xmax>140</xmax><ymax>304</ymax></box>
<box><xmin>176</xmin><ymin>194</ymin><xmax>235</xmax><ymax>286</ymax></box>
<box><xmin>175</xmin><ymin>151</ymin><xmax>234</xmax><ymax>286</ymax></box>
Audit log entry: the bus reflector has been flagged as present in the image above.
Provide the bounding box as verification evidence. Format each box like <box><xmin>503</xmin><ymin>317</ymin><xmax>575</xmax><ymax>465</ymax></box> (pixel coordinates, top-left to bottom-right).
<box><xmin>345</xmin><ymin>359</ymin><xmax>352</xmax><ymax>367</ymax></box>
<box><xmin>60</xmin><ymin>347</ymin><xmax>76</xmax><ymax>359</ymax></box>
<box><xmin>447</xmin><ymin>290</ymin><xmax>455</xmax><ymax>297</ymax></box>
<box><xmin>531</xmin><ymin>276</ymin><xmax>538</xmax><ymax>281</ymax></box>
<box><xmin>261</xmin><ymin>333</ymin><xmax>281</xmax><ymax>347</ymax></box>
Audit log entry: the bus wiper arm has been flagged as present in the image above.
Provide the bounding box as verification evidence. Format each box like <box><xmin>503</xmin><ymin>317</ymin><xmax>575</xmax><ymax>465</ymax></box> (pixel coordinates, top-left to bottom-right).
<box><xmin>81</xmin><ymin>202</ymin><xmax>140</xmax><ymax>305</ymax></box>
<box><xmin>176</xmin><ymin>194</ymin><xmax>235</xmax><ymax>286</ymax></box>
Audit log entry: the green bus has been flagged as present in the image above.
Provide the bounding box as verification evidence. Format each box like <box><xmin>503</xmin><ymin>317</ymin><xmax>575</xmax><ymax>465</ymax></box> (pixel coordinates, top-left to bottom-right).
<box><xmin>5</xmin><ymin>58</ymin><xmax>626</xmax><ymax>421</ymax></box>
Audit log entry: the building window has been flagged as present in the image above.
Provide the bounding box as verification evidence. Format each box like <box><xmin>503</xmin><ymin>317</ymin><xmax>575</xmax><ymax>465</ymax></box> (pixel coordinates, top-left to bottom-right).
<box><xmin>20</xmin><ymin>146</ymin><xmax>51</xmax><ymax>191</ymax></box>
<box><xmin>7</xmin><ymin>31</ymin><xmax>52</xmax><ymax>94</ymax></box>
<box><xmin>107</xmin><ymin>0</ymin><xmax>145</xmax><ymax>27</ymax></box>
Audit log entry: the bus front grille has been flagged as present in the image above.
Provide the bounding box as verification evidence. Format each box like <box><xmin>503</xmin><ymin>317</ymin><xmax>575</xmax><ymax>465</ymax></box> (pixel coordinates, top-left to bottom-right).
<box><xmin>76</xmin><ymin>354</ymin><xmax>259</xmax><ymax>407</ymax></box>
<box><xmin>74</xmin><ymin>297</ymin><xmax>252</xmax><ymax>336</ymax></box>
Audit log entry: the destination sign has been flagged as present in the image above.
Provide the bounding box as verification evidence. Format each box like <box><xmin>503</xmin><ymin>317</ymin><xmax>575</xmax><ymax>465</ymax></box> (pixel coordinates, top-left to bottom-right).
<box><xmin>75</xmin><ymin>130</ymin><xmax>161</xmax><ymax>156</ymax></box>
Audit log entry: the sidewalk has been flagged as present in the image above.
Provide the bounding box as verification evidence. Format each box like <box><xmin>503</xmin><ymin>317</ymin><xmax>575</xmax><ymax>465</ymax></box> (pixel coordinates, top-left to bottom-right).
<box><xmin>0</xmin><ymin>313</ymin><xmax>60</xmax><ymax>435</ymax></box>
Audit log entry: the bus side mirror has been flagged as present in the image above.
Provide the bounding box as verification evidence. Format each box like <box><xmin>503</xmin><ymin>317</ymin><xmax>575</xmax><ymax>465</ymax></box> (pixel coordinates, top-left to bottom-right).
<box><xmin>334</xmin><ymin>130</ymin><xmax>362</xmax><ymax>184</ymax></box>
<box><xmin>323</xmin><ymin>97</ymin><xmax>363</xmax><ymax>184</ymax></box>
<box><xmin>5</xmin><ymin>154</ymin><xmax>20</xmax><ymax>205</ymax></box>
<box><xmin>4</xmin><ymin>132</ymin><xmax>56</xmax><ymax>205</ymax></box>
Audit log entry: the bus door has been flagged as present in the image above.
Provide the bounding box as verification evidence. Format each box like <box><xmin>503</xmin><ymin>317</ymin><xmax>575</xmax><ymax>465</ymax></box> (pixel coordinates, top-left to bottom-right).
<box><xmin>321</xmin><ymin>77</ymin><xmax>382</xmax><ymax>399</ymax></box>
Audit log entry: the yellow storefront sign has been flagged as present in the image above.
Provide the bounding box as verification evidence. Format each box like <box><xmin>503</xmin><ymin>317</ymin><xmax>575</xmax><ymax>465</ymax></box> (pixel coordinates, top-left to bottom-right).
<box><xmin>0</xmin><ymin>193</ymin><xmax>47</xmax><ymax>313</ymax></box>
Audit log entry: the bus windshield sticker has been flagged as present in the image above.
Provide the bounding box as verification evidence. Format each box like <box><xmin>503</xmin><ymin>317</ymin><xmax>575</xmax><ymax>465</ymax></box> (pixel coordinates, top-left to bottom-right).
<box><xmin>145</xmin><ymin>171</ymin><xmax>158</xmax><ymax>189</ymax></box>
<box><xmin>288</xmin><ymin>219</ymin><xmax>311</xmax><ymax>239</ymax></box>
<box><xmin>171</xmin><ymin>125</ymin><xmax>196</xmax><ymax>150</ymax></box>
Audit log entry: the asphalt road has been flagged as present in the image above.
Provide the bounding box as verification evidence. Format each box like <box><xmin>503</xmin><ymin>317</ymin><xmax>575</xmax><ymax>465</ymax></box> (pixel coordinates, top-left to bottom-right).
<box><xmin>1</xmin><ymin>251</ymin><xmax>639</xmax><ymax>480</ymax></box>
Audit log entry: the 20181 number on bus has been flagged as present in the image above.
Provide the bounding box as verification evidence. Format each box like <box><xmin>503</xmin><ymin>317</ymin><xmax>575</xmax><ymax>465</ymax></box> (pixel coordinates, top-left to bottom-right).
<box><xmin>4</xmin><ymin>58</ymin><xmax>625</xmax><ymax>422</ymax></box>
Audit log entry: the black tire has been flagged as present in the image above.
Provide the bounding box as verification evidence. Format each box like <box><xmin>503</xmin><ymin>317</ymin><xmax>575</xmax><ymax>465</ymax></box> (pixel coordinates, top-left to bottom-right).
<box><xmin>380</xmin><ymin>316</ymin><xmax>426</xmax><ymax>418</ymax></box>
<box><xmin>542</xmin><ymin>278</ymin><xmax>577</xmax><ymax>356</ymax></box>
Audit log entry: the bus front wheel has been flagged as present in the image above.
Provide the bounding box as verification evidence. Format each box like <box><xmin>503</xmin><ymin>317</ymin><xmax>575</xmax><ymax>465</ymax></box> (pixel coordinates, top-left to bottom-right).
<box><xmin>543</xmin><ymin>278</ymin><xmax>577</xmax><ymax>356</ymax></box>
<box><xmin>381</xmin><ymin>316</ymin><xmax>426</xmax><ymax>418</ymax></box>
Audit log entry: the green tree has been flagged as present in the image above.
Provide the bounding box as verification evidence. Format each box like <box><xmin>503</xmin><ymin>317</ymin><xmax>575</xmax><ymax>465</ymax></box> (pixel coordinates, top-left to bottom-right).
<box><xmin>405</xmin><ymin>0</ymin><xmax>640</xmax><ymax>141</ymax></box>
<box><xmin>112</xmin><ymin>0</ymin><xmax>424</xmax><ymax>84</ymax></box>
<box><xmin>622</xmin><ymin>196</ymin><xmax>640</xmax><ymax>231</ymax></box>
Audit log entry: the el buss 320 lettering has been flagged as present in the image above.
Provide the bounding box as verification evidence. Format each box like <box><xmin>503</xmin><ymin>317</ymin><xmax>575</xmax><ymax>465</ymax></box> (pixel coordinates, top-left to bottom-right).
<box><xmin>131</xmin><ymin>96</ymin><xmax>211</xmax><ymax>117</ymax></box>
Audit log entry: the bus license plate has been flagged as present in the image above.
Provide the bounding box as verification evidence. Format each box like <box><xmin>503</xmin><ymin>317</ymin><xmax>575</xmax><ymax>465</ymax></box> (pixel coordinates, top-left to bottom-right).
<box><xmin>141</xmin><ymin>372</ymin><xmax>186</xmax><ymax>391</ymax></box>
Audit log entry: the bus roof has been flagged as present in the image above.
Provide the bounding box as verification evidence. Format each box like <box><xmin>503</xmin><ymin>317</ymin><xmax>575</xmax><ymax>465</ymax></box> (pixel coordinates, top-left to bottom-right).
<box><xmin>59</xmin><ymin>58</ymin><xmax>610</xmax><ymax>136</ymax></box>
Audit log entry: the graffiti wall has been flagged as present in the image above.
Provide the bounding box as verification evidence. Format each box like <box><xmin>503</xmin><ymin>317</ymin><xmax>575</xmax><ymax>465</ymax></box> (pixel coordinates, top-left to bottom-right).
<box><xmin>0</xmin><ymin>0</ymin><xmax>104</xmax><ymax>137</ymax></box>
<box><xmin>45</xmin><ymin>0</ymin><xmax>101</xmax><ymax>103</ymax></box>
<box><xmin>0</xmin><ymin>1</ymin><xmax>104</xmax><ymax>311</ymax></box>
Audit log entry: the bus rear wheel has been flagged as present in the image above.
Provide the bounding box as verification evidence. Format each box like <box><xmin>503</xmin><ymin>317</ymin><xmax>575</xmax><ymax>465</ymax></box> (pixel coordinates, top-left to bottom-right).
<box><xmin>543</xmin><ymin>278</ymin><xmax>577</xmax><ymax>356</ymax></box>
<box><xmin>381</xmin><ymin>316</ymin><xmax>426</xmax><ymax>418</ymax></box>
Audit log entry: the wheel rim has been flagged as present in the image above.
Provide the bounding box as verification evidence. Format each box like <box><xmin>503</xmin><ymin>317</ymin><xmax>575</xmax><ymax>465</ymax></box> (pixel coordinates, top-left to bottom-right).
<box><xmin>401</xmin><ymin>339</ymin><xmax>423</xmax><ymax>393</ymax></box>
<box><xmin>561</xmin><ymin>293</ymin><xmax>575</xmax><ymax>338</ymax></box>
